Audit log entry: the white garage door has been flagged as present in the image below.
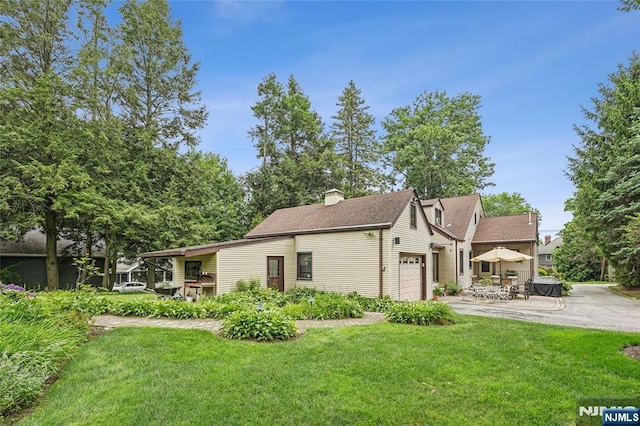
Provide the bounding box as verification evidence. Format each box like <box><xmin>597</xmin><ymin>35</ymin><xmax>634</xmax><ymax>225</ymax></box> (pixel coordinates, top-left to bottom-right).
<box><xmin>399</xmin><ymin>255</ymin><xmax>422</xmax><ymax>301</ymax></box>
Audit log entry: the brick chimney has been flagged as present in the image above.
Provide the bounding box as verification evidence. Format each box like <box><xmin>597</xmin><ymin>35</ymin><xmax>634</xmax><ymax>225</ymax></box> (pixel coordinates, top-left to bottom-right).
<box><xmin>544</xmin><ymin>235</ymin><xmax>551</xmax><ymax>245</ymax></box>
<box><xmin>324</xmin><ymin>189</ymin><xmax>344</xmax><ymax>206</ymax></box>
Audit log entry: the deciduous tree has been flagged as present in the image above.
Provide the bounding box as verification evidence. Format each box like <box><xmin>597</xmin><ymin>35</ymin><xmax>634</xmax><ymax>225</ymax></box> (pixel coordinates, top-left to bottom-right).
<box><xmin>382</xmin><ymin>90</ymin><xmax>494</xmax><ymax>199</ymax></box>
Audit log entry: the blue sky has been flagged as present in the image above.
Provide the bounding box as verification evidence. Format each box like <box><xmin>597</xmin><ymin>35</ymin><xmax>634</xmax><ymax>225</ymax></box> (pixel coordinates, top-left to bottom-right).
<box><xmin>164</xmin><ymin>0</ymin><xmax>638</xmax><ymax>237</ymax></box>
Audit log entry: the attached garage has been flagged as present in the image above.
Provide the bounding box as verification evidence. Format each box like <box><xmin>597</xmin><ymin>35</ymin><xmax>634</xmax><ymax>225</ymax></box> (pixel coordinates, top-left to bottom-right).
<box><xmin>398</xmin><ymin>254</ymin><xmax>425</xmax><ymax>301</ymax></box>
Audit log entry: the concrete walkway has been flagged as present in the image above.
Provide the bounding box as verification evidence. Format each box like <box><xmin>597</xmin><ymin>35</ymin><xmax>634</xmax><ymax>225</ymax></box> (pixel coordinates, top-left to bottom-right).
<box><xmin>447</xmin><ymin>284</ymin><xmax>640</xmax><ymax>333</ymax></box>
<box><xmin>92</xmin><ymin>285</ymin><xmax>640</xmax><ymax>335</ymax></box>
<box><xmin>92</xmin><ymin>312</ymin><xmax>386</xmax><ymax>335</ymax></box>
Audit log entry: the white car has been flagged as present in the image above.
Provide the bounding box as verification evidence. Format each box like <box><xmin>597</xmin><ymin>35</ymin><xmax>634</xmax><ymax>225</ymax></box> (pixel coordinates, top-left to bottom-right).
<box><xmin>112</xmin><ymin>281</ymin><xmax>147</xmax><ymax>293</ymax></box>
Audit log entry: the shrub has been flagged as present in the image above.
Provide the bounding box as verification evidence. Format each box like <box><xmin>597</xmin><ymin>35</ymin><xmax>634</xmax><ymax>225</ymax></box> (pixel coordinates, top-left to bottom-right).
<box><xmin>221</xmin><ymin>310</ymin><xmax>297</xmax><ymax>341</ymax></box>
<box><xmin>346</xmin><ymin>292</ymin><xmax>396</xmax><ymax>313</ymax></box>
<box><xmin>443</xmin><ymin>282</ymin><xmax>460</xmax><ymax>296</ymax></box>
<box><xmin>385</xmin><ymin>301</ymin><xmax>455</xmax><ymax>326</ymax></box>
<box><xmin>433</xmin><ymin>285</ymin><xmax>445</xmax><ymax>297</ymax></box>
<box><xmin>538</xmin><ymin>267</ymin><xmax>549</xmax><ymax>276</ymax></box>
<box><xmin>198</xmin><ymin>299</ymin><xmax>251</xmax><ymax>319</ymax></box>
<box><xmin>235</xmin><ymin>277</ymin><xmax>261</xmax><ymax>292</ymax></box>
<box><xmin>0</xmin><ymin>352</ymin><xmax>48</xmax><ymax>419</ymax></box>
<box><xmin>285</xmin><ymin>287</ymin><xmax>325</xmax><ymax>304</ymax></box>
<box><xmin>306</xmin><ymin>293</ymin><xmax>364</xmax><ymax>320</ymax></box>
<box><xmin>281</xmin><ymin>303</ymin><xmax>308</xmax><ymax>320</ymax></box>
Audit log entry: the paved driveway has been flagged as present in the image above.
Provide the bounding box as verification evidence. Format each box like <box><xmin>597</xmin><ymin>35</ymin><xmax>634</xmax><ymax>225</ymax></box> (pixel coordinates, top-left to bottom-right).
<box><xmin>448</xmin><ymin>284</ymin><xmax>640</xmax><ymax>333</ymax></box>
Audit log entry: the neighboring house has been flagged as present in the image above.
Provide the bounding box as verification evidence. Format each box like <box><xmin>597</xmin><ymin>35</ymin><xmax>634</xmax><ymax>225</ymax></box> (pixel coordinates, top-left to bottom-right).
<box><xmin>0</xmin><ymin>230</ymin><xmax>105</xmax><ymax>290</ymax></box>
<box><xmin>141</xmin><ymin>189</ymin><xmax>434</xmax><ymax>301</ymax></box>
<box><xmin>538</xmin><ymin>235</ymin><xmax>562</xmax><ymax>268</ymax></box>
<box><xmin>115</xmin><ymin>259</ymin><xmax>172</xmax><ymax>284</ymax></box>
<box><xmin>422</xmin><ymin>194</ymin><xmax>538</xmax><ymax>286</ymax></box>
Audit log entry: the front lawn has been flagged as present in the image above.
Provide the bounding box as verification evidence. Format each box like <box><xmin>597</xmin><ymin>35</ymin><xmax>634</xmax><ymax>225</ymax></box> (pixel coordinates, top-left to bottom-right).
<box><xmin>19</xmin><ymin>316</ymin><xmax>640</xmax><ymax>426</ymax></box>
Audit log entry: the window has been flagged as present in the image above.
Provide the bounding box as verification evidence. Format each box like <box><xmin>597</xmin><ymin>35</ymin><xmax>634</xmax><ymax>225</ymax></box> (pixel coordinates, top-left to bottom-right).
<box><xmin>546</xmin><ymin>254</ymin><xmax>552</xmax><ymax>261</ymax></box>
<box><xmin>481</xmin><ymin>261</ymin><xmax>490</xmax><ymax>273</ymax></box>
<box><xmin>410</xmin><ymin>204</ymin><xmax>417</xmax><ymax>229</ymax></box>
<box><xmin>459</xmin><ymin>249</ymin><xmax>464</xmax><ymax>275</ymax></box>
<box><xmin>185</xmin><ymin>261</ymin><xmax>202</xmax><ymax>281</ymax></box>
<box><xmin>435</xmin><ymin>208</ymin><xmax>442</xmax><ymax>226</ymax></box>
<box><xmin>469</xmin><ymin>250</ymin><xmax>472</xmax><ymax>269</ymax></box>
<box><xmin>297</xmin><ymin>252</ymin><xmax>312</xmax><ymax>280</ymax></box>
<box><xmin>474</xmin><ymin>213</ymin><xmax>477</xmax><ymax>225</ymax></box>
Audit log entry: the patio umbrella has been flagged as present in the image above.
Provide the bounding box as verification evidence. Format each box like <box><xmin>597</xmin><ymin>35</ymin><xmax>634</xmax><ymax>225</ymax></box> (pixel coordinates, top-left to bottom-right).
<box><xmin>471</xmin><ymin>246</ymin><xmax>533</xmax><ymax>277</ymax></box>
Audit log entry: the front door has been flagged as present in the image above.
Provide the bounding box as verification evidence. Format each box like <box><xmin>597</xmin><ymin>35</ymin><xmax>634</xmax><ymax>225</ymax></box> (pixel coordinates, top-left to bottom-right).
<box><xmin>267</xmin><ymin>256</ymin><xmax>285</xmax><ymax>292</ymax></box>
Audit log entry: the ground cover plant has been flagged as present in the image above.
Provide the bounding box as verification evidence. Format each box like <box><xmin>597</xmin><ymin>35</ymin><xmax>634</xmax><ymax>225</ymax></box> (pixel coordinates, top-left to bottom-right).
<box><xmin>18</xmin><ymin>316</ymin><xmax>640</xmax><ymax>425</ymax></box>
<box><xmin>0</xmin><ymin>287</ymin><xmax>90</xmax><ymax>421</ymax></box>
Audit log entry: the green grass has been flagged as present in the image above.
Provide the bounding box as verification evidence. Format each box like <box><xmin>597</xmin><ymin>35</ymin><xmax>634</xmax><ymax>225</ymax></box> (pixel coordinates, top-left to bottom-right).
<box><xmin>19</xmin><ymin>316</ymin><xmax>640</xmax><ymax>426</ymax></box>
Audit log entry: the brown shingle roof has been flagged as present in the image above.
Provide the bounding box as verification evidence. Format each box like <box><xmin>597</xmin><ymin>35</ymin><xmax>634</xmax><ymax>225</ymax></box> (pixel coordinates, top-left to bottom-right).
<box><xmin>245</xmin><ymin>189</ymin><xmax>417</xmax><ymax>238</ymax></box>
<box><xmin>439</xmin><ymin>194</ymin><xmax>481</xmax><ymax>239</ymax></box>
<box><xmin>140</xmin><ymin>237</ymin><xmax>292</xmax><ymax>258</ymax></box>
<box><xmin>472</xmin><ymin>213</ymin><xmax>538</xmax><ymax>243</ymax></box>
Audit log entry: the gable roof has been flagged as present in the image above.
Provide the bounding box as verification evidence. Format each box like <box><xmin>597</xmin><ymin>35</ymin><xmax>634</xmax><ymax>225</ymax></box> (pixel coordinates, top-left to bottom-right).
<box><xmin>140</xmin><ymin>236</ymin><xmax>292</xmax><ymax>258</ymax></box>
<box><xmin>245</xmin><ymin>189</ymin><xmax>425</xmax><ymax>239</ymax></box>
<box><xmin>0</xmin><ymin>230</ymin><xmax>105</xmax><ymax>257</ymax></box>
<box><xmin>472</xmin><ymin>213</ymin><xmax>538</xmax><ymax>244</ymax></box>
<box><xmin>539</xmin><ymin>236</ymin><xmax>562</xmax><ymax>255</ymax></box>
<box><xmin>439</xmin><ymin>193</ymin><xmax>481</xmax><ymax>240</ymax></box>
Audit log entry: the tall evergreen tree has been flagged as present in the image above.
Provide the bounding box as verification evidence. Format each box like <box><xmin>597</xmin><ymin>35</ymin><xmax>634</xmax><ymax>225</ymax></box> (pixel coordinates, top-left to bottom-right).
<box><xmin>566</xmin><ymin>53</ymin><xmax>640</xmax><ymax>287</ymax></box>
<box><xmin>0</xmin><ymin>0</ymin><xmax>83</xmax><ymax>290</ymax></box>
<box><xmin>382</xmin><ymin>90</ymin><xmax>495</xmax><ymax>199</ymax></box>
<box><xmin>114</xmin><ymin>0</ymin><xmax>208</xmax><ymax>287</ymax></box>
<box><xmin>245</xmin><ymin>74</ymin><xmax>338</xmax><ymax>219</ymax></box>
<box><xmin>330</xmin><ymin>80</ymin><xmax>381</xmax><ymax>198</ymax></box>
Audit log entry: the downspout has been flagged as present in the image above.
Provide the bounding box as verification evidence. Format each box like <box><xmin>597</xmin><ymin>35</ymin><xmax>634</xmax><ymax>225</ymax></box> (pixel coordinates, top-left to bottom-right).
<box><xmin>454</xmin><ymin>240</ymin><xmax>459</xmax><ymax>285</ymax></box>
<box><xmin>379</xmin><ymin>228</ymin><xmax>383</xmax><ymax>298</ymax></box>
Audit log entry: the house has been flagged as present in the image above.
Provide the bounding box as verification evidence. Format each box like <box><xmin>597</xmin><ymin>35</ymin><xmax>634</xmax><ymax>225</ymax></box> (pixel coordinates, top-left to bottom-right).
<box><xmin>0</xmin><ymin>230</ymin><xmax>105</xmax><ymax>290</ymax></box>
<box><xmin>538</xmin><ymin>235</ymin><xmax>562</xmax><ymax>268</ymax></box>
<box><xmin>472</xmin><ymin>213</ymin><xmax>539</xmax><ymax>283</ymax></box>
<box><xmin>422</xmin><ymin>194</ymin><xmax>538</xmax><ymax>286</ymax></box>
<box><xmin>141</xmin><ymin>189</ymin><xmax>434</xmax><ymax>301</ymax></box>
<box><xmin>115</xmin><ymin>259</ymin><xmax>172</xmax><ymax>284</ymax></box>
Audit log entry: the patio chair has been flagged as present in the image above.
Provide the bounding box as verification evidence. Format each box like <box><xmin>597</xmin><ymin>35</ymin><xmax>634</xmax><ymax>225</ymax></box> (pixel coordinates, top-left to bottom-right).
<box><xmin>497</xmin><ymin>286</ymin><xmax>510</xmax><ymax>302</ymax></box>
<box><xmin>462</xmin><ymin>286</ymin><xmax>475</xmax><ymax>301</ymax></box>
<box><xmin>486</xmin><ymin>286</ymin><xmax>500</xmax><ymax>302</ymax></box>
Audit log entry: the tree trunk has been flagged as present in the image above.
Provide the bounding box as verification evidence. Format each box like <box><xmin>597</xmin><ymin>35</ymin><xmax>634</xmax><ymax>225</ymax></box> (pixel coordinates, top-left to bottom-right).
<box><xmin>109</xmin><ymin>258</ymin><xmax>117</xmax><ymax>289</ymax></box>
<box><xmin>600</xmin><ymin>256</ymin><xmax>607</xmax><ymax>281</ymax></box>
<box><xmin>80</xmin><ymin>232</ymin><xmax>92</xmax><ymax>285</ymax></box>
<box><xmin>102</xmin><ymin>233</ymin><xmax>111</xmax><ymax>288</ymax></box>
<box><xmin>45</xmin><ymin>209</ymin><xmax>59</xmax><ymax>291</ymax></box>
<box><xmin>146</xmin><ymin>262</ymin><xmax>156</xmax><ymax>289</ymax></box>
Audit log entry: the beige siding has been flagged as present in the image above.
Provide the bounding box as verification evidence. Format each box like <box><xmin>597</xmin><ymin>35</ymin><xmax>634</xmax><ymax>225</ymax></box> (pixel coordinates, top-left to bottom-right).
<box><xmin>431</xmin><ymin>232</ymin><xmax>456</xmax><ymax>285</ymax></box>
<box><xmin>456</xmin><ymin>198</ymin><xmax>483</xmax><ymax>288</ymax></box>
<box><xmin>216</xmin><ymin>239</ymin><xmax>295</xmax><ymax>294</ymax></box>
<box><xmin>294</xmin><ymin>230</ymin><xmax>381</xmax><ymax>298</ymax></box>
<box><xmin>388</xmin><ymin>201</ymin><xmax>431</xmax><ymax>300</ymax></box>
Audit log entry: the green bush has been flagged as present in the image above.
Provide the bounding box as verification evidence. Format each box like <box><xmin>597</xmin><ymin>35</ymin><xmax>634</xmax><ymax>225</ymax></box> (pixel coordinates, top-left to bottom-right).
<box><xmin>385</xmin><ymin>301</ymin><xmax>455</xmax><ymax>326</ymax></box>
<box><xmin>198</xmin><ymin>299</ymin><xmax>251</xmax><ymax>319</ymax></box>
<box><xmin>443</xmin><ymin>282</ymin><xmax>460</xmax><ymax>296</ymax></box>
<box><xmin>235</xmin><ymin>277</ymin><xmax>261</xmax><ymax>292</ymax></box>
<box><xmin>346</xmin><ymin>292</ymin><xmax>397</xmax><ymax>313</ymax></box>
<box><xmin>538</xmin><ymin>267</ymin><xmax>549</xmax><ymax>276</ymax></box>
<box><xmin>433</xmin><ymin>285</ymin><xmax>445</xmax><ymax>297</ymax></box>
<box><xmin>281</xmin><ymin>303</ymin><xmax>308</xmax><ymax>320</ymax></box>
<box><xmin>306</xmin><ymin>293</ymin><xmax>364</xmax><ymax>320</ymax></box>
<box><xmin>221</xmin><ymin>310</ymin><xmax>297</xmax><ymax>341</ymax></box>
<box><xmin>285</xmin><ymin>287</ymin><xmax>325</xmax><ymax>303</ymax></box>
<box><xmin>0</xmin><ymin>293</ymin><xmax>90</xmax><ymax>419</ymax></box>
<box><xmin>0</xmin><ymin>352</ymin><xmax>48</xmax><ymax>419</ymax></box>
